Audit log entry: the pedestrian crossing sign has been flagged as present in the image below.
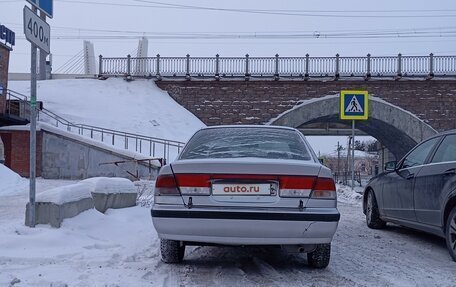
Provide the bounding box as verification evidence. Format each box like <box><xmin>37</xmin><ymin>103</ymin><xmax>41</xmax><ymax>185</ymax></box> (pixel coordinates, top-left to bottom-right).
<box><xmin>340</xmin><ymin>90</ymin><xmax>369</xmax><ymax>120</ymax></box>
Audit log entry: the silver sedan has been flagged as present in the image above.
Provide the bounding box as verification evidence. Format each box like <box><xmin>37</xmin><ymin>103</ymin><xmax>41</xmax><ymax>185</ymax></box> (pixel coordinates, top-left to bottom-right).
<box><xmin>151</xmin><ymin>125</ymin><xmax>340</xmax><ymax>268</ymax></box>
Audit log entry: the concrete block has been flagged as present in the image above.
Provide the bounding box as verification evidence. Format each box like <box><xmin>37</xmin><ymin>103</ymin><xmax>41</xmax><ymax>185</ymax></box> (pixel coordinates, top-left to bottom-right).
<box><xmin>91</xmin><ymin>192</ymin><xmax>137</xmax><ymax>213</ymax></box>
<box><xmin>25</xmin><ymin>197</ymin><xmax>94</xmax><ymax>228</ymax></box>
<box><xmin>82</xmin><ymin>177</ymin><xmax>138</xmax><ymax>213</ymax></box>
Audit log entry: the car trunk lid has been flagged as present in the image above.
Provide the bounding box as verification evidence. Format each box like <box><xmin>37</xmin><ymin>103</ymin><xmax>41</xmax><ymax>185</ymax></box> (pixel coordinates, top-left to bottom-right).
<box><xmin>170</xmin><ymin>158</ymin><xmax>323</xmax><ymax>208</ymax></box>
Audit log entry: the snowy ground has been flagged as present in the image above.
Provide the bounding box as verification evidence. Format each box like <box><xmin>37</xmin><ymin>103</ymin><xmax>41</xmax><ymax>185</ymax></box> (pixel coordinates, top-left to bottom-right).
<box><xmin>4</xmin><ymin>74</ymin><xmax>454</xmax><ymax>286</ymax></box>
<box><xmin>1</xmin><ymin>176</ymin><xmax>455</xmax><ymax>287</ymax></box>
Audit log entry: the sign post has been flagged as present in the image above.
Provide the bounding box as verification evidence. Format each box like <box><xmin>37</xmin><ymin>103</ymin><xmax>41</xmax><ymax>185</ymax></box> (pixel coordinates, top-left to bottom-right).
<box><xmin>23</xmin><ymin>0</ymin><xmax>52</xmax><ymax>227</ymax></box>
<box><xmin>26</xmin><ymin>0</ymin><xmax>53</xmax><ymax>18</ymax></box>
<box><xmin>340</xmin><ymin>90</ymin><xmax>369</xmax><ymax>190</ymax></box>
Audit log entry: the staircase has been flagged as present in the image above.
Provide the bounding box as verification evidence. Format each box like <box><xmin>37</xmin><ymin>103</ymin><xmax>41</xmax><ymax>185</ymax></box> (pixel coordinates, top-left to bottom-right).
<box><xmin>0</xmin><ymin>90</ymin><xmax>32</xmax><ymax>126</ymax></box>
<box><xmin>2</xmin><ymin>89</ymin><xmax>185</xmax><ymax>163</ymax></box>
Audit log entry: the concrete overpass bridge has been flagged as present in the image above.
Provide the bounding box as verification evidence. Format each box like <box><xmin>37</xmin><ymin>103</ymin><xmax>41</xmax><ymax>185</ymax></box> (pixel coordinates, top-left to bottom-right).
<box><xmin>103</xmin><ymin>54</ymin><xmax>456</xmax><ymax>159</ymax></box>
<box><xmin>156</xmin><ymin>80</ymin><xmax>454</xmax><ymax>159</ymax></box>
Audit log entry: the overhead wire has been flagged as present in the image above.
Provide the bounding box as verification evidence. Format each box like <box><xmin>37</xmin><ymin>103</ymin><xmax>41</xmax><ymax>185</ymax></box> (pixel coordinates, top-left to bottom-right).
<box><xmin>132</xmin><ymin>0</ymin><xmax>456</xmax><ymax>18</ymax></box>
<box><xmin>45</xmin><ymin>0</ymin><xmax>456</xmax><ymax>18</ymax></box>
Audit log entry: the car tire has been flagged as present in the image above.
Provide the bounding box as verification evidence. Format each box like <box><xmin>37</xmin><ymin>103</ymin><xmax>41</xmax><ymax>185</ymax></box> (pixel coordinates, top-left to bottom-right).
<box><xmin>160</xmin><ymin>239</ymin><xmax>185</xmax><ymax>264</ymax></box>
<box><xmin>445</xmin><ymin>206</ymin><xmax>456</xmax><ymax>262</ymax></box>
<box><xmin>307</xmin><ymin>243</ymin><xmax>331</xmax><ymax>269</ymax></box>
<box><xmin>366</xmin><ymin>190</ymin><xmax>387</xmax><ymax>229</ymax></box>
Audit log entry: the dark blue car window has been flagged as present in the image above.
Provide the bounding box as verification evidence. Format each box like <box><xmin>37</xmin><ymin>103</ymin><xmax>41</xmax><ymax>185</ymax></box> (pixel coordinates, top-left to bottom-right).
<box><xmin>402</xmin><ymin>137</ymin><xmax>439</xmax><ymax>168</ymax></box>
<box><xmin>431</xmin><ymin>134</ymin><xmax>456</xmax><ymax>163</ymax></box>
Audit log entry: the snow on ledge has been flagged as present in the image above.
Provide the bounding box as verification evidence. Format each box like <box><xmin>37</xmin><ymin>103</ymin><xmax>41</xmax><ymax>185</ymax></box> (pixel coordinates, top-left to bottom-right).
<box><xmin>36</xmin><ymin>183</ymin><xmax>92</xmax><ymax>204</ymax></box>
<box><xmin>80</xmin><ymin>177</ymin><xmax>137</xmax><ymax>194</ymax></box>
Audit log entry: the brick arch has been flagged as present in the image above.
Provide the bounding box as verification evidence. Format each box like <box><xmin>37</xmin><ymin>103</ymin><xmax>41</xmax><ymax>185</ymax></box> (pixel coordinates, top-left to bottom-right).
<box><xmin>269</xmin><ymin>95</ymin><xmax>437</xmax><ymax>159</ymax></box>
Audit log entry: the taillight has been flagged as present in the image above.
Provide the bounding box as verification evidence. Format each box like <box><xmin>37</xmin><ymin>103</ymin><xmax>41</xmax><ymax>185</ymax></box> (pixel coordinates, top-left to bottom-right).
<box><xmin>175</xmin><ymin>174</ymin><xmax>211</xmax><ymax>195</ymax></box>
<box><xmin>310</xmin><ymin>177</ymin><xmax>336</xmax><ymax>199</ymax></box>
<box><xmin>154</xmin><ymin>174</ymin><xmax>211</xmax><ymax>196</ymax></box>
<box><xmin>279</xmin><ymin>176</ymin><xmax>315</xmax><ymax>197</ymax></box>
<box><xmin>155</xmin><ymin>174</ymin><xmax>180</xmax><ymax>196</ymax></box>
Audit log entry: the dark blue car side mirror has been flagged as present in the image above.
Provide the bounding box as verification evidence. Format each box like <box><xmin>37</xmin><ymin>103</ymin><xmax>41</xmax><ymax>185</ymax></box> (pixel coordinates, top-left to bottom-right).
<box><xmin>384</xmin><ymin>161</ymin><xmax>397</xmax><ymax>171</ymax></box>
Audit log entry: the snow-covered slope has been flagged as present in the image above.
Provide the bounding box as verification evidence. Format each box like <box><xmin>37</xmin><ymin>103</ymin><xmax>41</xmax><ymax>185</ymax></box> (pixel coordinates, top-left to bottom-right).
<box><xmin>8</xmin><ymin>78</ymin><xmax>205</xmax><ymax>143</ymax></box>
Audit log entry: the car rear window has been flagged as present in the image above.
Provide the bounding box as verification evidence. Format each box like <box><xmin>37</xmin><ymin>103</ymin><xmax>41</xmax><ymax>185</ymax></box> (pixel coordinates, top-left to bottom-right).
<box><xmin>179</xmin><ymin>127</ymin><xmax>312</xmax><ymax>160</ymax></box>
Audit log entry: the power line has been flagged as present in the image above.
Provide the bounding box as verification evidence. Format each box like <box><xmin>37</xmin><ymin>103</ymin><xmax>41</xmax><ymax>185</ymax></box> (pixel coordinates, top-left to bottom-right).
<box><xmin>2</xmin><ymin>0</ymin><xmax>453</xmax><ymax>14</ymax></box>
<box><xmin>7</xmin><ymin>0</ymin><xmax>450</xmax><ymax>18</ymax></box>
<box><xmin>13</xmin><ymin>30</ymin><xmax>456</xmax><ymax>40</ymax></box>
<box><xmin>4</xmin><ymin>20</ymin><xmax>456</xmax><ymax>36</ymax></box>
<box><xmin>132</xmin><ymin>0</ymin><xmax>456</xmax><ymax>18</ymax></box>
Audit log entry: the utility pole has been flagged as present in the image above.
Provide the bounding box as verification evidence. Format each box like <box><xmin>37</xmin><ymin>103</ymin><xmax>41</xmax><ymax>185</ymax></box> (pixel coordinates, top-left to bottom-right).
<box><xmin>337</xmin><ymin>141</ymin><xmax>341</xmax><ymax>177</ymax></box>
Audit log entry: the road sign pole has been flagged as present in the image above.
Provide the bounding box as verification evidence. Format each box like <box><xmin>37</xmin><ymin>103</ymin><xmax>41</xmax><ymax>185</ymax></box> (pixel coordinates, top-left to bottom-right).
<box><xmin>340</xmin><ymin>90</ymin><xmax>368</xmax><ymax>189</ymax></box>
<box><xmin>39</xmin><ymin>11</ymin><xmax>47</xmax><ymax>80</ymax></box>
<box><xmin>28</xmin><ymin>6</ymin><xmax>38</xmax><ymax>228</ymax></box>
<box><xmin>351</xmin><ymin>120</ymin><xmax>355</xmax><ymax>190</ymax></box>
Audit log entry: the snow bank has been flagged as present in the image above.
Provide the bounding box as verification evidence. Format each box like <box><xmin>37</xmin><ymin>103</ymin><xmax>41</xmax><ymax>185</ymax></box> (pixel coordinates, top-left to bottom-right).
<box><xmin>323</xmin><ymin>149</ymin><xmax>377</xmax><ymax>158</ymax></box>
<box><xmin>0</xmin><ymin>206</ymin><xmax>157</xmax><ymax>287</ymax></box>
<box><xmin>337</xmin><ymin>184</ymin><xmax>364</xmax><ymax>204</ymax></box>
<box><xmin>0</xmin><ymin>164</ymin><xmax>28</xmax><ymax>196</ymax></box>
<box><xmin>35</xmin><ymin>183</ymin><xmax>92</xmax><ymax>204</ymax></box>
<box><xmin>81</xmin><ymin>177</ymin><xmax>136</xmax><ymax>194</ymax></box>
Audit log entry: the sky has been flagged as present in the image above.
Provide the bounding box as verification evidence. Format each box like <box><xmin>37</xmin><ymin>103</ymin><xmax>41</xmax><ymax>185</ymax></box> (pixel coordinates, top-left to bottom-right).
<box><xmin>2</xmin><ymin>0</ymin><xmax>456</xmax><ymax>73</ymax></box>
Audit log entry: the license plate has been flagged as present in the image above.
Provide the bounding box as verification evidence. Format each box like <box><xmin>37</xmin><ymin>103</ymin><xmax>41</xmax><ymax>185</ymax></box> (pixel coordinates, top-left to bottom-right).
<box><xmin>212</xmin><ymin>183</ymin><xmax>272</xmax><ymax>196</ymax></box>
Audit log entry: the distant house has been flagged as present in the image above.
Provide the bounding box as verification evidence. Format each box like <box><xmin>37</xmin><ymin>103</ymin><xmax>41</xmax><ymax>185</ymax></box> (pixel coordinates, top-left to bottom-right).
<box><xmin>321</xmin><ymin>149</ymin><xmax>379</xmax><ymax>176</ymax></box>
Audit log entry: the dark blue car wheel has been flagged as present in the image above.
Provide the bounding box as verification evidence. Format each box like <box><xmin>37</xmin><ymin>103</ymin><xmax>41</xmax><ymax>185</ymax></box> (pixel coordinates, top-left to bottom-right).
<box><xmin>446</xmin><ymin>206</ymin><xmax>456</xmax><ymax>262</ymax></box>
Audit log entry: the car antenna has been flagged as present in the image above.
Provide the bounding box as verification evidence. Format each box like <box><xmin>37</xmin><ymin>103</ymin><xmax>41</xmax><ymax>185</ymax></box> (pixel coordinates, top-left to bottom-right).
<box><xmin>169</xmin><ymin>164</ymin><xmax>193</xmax><ymax>209</ymax></box>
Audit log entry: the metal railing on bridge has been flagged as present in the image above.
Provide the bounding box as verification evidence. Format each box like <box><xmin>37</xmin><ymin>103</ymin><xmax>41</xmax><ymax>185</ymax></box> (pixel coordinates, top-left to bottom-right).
<box><xmin>5</xmin><ymin>89</ymin><xmax>185</xmax><ymax>163</ymax></box>
<box><xmin>98</xmin><ymin>53</ymin><xmax>456</xmax><ymax>79</ymax></box>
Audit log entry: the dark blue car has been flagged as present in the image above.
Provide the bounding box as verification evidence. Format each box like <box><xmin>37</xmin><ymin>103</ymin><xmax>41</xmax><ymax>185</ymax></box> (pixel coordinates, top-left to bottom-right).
<box><xmin>363</xmin><ymin>130</ymin><xmax>456</xmax><ymax>261</ymax></box>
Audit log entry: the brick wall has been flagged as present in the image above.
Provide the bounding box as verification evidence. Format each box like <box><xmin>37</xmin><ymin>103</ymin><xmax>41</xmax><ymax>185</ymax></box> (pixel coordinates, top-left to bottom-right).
<box><xmin>0</xmin><ymin>130</ymin><xmax>42</xmax><ymax>177</ymax></box>
<box><xmin>156</xmin><ymin>80</ymin><xmax>456</xmax><ymax>132</ymax></box>
<box><xmin>0</xmin><ymin>44</ymin><xmax>10</xmax><ymax>115</ymax></box>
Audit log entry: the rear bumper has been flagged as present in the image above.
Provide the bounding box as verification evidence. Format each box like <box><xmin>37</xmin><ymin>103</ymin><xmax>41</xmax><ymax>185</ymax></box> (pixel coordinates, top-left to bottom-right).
<box><xmin>151</xmin><ymin>205</ymin><xmax>340</xmax><ymax>245</ymax></box>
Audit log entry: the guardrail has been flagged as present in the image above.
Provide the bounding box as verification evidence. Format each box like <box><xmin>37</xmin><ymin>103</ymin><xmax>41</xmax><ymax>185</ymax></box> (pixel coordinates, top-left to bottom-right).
<box><xmin>5</xmin><ymin>89</ymin><xmax>185</xmax><ymax>162</ymax></box>
<box><xmin>99</xmin><ymin>53</ymin><xmax>456</xmax><ymax>79</ymax></box>
<box><xmin>4</xmin><ymin>90</ymin><xmax>32</xmax><ymax>120</ymax></box>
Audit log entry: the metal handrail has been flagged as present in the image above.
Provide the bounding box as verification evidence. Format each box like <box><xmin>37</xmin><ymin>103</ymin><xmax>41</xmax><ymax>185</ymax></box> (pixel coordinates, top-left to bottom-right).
<box><xmin>99</xmin><ymin>53</ymin><xmax>456</xmax><ymax>79</ymax></box>
<box><xmin>5</xmin><ymin>89</ymin><xmax>186</xmax><ymax>162</ymax></box>
<box><xmin>5</xmin><ymin>89</ymin><xmax>31</xmax><ymax>120</ymax></box>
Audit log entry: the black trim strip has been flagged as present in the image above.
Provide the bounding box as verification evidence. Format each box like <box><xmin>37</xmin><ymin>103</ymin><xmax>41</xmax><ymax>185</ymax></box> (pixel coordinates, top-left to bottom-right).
<box><xmin>151</xmin><ymin>209</ymin><xmax>340</xmax><ymax>222</ymax></box>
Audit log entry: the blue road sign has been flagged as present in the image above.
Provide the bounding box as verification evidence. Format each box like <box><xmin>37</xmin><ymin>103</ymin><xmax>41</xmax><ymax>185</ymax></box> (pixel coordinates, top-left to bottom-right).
<box><xmin>340</xmin><ymin>90</ymin><xmax>369</xmax><ymax>120</ymax></box>
<box><xmin>26</xmin><ymin>0</ymin><xmax>53</xmax><ymax>18</ymax></box>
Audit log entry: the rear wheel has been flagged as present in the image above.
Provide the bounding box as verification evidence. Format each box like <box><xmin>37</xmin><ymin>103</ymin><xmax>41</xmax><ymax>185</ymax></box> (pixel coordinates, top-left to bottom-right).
<box><xmin>160</xmin><ymin>239</ymin><xmax>185</xmax><ymax>263</ymax></box>
<box><xmin>366</xmin><ymin>190</ymin><xmax>386</xmax><ymax>229</ymax></box>
<box><xmin>445</xmin><ymin>206</ymin><xmax>456</xmax><ymax>262</ymax></box>
<box><xmin>307</xmin><ymin>243</ymin><xmax>331</xmax><ymax>268</ymax></box>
